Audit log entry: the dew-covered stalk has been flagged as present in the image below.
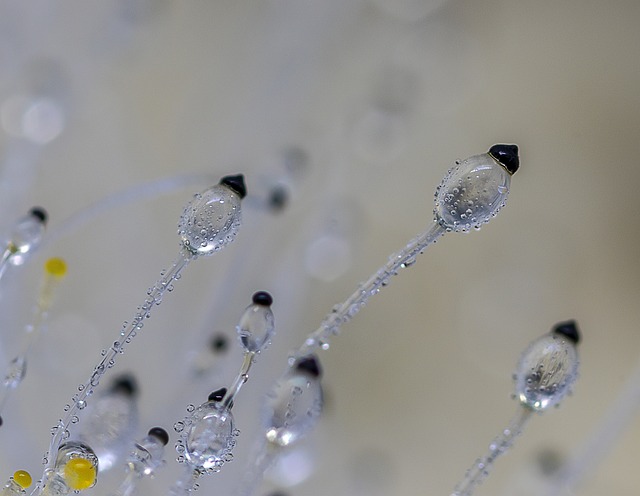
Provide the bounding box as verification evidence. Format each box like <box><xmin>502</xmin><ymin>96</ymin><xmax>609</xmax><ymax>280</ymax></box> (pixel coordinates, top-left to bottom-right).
<box><xmin>450</xmin><ymin>321</ymin><xmax>581</xmax><ymax>496</ymax></box>
<box><xmin>294</xmin><ymin>221</ymin><xmax>444</xmax><ymax>357</ymax></box>
<box><xmin>45</xmin><ymin>251</ymin><xmax>192</xmax><ymax>470</ymax></box>
<box><xmin>293</xmin><ymin>144</ymin><xmax>519</xmax><ymax>358</ymax></box>
<box><xmin>452</xmin><ymin>408</ymin><xmax>532</xmax><ymax>496</ymax></box>
<box><xmin>35</xmin><ymin>175</ymin><xmax>247</xmax><ymax>496</ymax></box>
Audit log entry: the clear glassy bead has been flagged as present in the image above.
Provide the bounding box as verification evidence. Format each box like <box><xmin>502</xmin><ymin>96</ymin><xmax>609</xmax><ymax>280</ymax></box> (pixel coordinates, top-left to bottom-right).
<box><xmin>262</xmin><ymin>356</ymin><xmax>323</xmax><ymax>447</ymax></box>
<box><xmin>178</xmin><ymin>182</ymin><xmax>243</xmax><ymax>257</ymax></box>
<box><xmin>434</xmin><ymin>151</ymin><xmax>512</xmax><ymax>232</ymax></box>
<box><xmin>237</xmin><ymin>299</ymin><xmax>275</xmax><ymax>353</ymax></box>
<box><xmin>184</xmin><ymin>402</ymin><xmax>235</xmax><ymax>470</ymax></box>
<box><xmin>78</xmin><ymin>377</ymin><xmax>138</xmax><ymax>472</ymax></box>
<box><xmin>515</xmin><ymin>327</ymin><xmax>579</xmax><ymax>411</ymax></box>
<box><xmin>7</xmin><ymin>208</ymin><xmax>47</xmax><ymax>265</ymax></box>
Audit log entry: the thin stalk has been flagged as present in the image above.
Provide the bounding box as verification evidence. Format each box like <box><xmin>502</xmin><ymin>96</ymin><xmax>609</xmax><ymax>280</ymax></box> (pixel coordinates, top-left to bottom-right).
<box><xmin>293</xmin><ymin>221</ymin><xmax>445</xmax><ymax>358</ymax></box>
<box><xmin>452</xmin><ymin>407</ymin><xmax>533</xmax><ymax>496</ymax></box>
<box><xmin>38</xmin><ymin>250</ymin><xmax>193</xmax><ymax>488</ymax></box>
<box><xmin>236</xmin><ymin>441</ymin><xmax>278</xmax><ymax>496</ymax></box>
<box><xmin>222</xmin><ymin>352</ymin><xmax>254</xmax><ymax>410</ymax></box>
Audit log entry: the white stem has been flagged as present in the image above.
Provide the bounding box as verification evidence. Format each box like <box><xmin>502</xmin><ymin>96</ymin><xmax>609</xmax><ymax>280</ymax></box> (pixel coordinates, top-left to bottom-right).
<box><xmin>222</xmin><ymin>352</ymin><xmax>254</xmax><ymax>409</ymax></box>
<box><xmin>452</xmin><ymin>407</ymin><xmax>533</xmax><ymax>496</ymax></box>
<box><xmin>236</xmin><ymin>441</ymin><xmax>278</xmax><ymax>496</ymax></box>
<box><xmin>293</xmin><ymin>221</ymin><xmax>445</xmax><ymax>358</ymax></box>
<box><xmin>37</xmin><ymin>250</ymin><xmax>193</xmax><ymax>492</ymax></box>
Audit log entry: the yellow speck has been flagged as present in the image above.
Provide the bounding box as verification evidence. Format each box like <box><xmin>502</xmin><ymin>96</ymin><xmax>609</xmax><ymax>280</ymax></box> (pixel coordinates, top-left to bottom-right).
<box><xmin>45</xmin><ymin>257</ymin><xmax>67</xmax><ymax>278</ymax></box>
<box><xmin>63</xmin><ymin>458</ymin><xmax>96</xmax><ymax>491</ymax></box>
<box><xmin>13</xmin><ymin>470</ymin><xmax>32</xmax><ymax>489</ymax></box>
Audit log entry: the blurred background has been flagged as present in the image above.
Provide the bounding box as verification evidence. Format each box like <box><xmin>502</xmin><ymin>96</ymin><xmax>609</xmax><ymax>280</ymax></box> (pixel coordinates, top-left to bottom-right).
<box><xmin>0</xmin><ymin>0</ymin><xmax>639</xmax><ymax>495</ymax></box>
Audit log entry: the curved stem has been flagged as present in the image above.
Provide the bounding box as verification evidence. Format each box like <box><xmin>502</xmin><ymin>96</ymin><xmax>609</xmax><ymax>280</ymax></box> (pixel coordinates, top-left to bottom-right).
<box><xmin>39</xmin><ymin>250</ymin><xmax>194</xmax><ymax>485</ymax></box>
<box><xmin>452</xmin><ymin>407</ymin><xmax>533</xmax><ymax>496</ymax></box>
<box><xmin>293</xmin><ymin>221</ymin><xmax>445</xmax><ymax>358</ymax></box>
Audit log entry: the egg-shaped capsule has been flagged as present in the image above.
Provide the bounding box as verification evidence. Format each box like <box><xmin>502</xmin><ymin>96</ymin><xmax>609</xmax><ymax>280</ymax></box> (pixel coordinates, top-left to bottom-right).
<box><xmin>178</xmin><ymin>174</ymin><xmax>246</xmax><ymax>257</ymax></box>
<box><xmin>434</xmin><ymin>144</ymin><xmax>518</xmax><ymax>232</ymax></box>
<box><xmin>0</xmin><ymin>471</ymin><xmax>32</xmax><ymax>495</ymax></box>
<box><xmin>515</xmin><ymin>321</ymin><xmax>580</xmax><ymax>412</ymax></box>
<box><xmin>126</xmin><ymin>427</ymin><xmax>168</xmax><ymax>477</ymax></box>
<box><xmin>183</xmin><ymin>399</ymin><xmax>235</xmax><ymax>471</ymax></box>
<box><xmin>262</xmin><ymin>355</ymin><xmax>323</xmax><ymax>448</ymax></box>
<box><xmin>237</xmin><ymin>291</ymin><xmax>275</xmax><ymax>353</ymax></box>
<box><xmin>42</xmin><ymin>441</ymin><xmax>98</xmax><ymax>495</ymax></box>
<box><xmin>78</xmin><ymin>374</ymin><xmax>139</xmax><ymax>472</ymax></box>
<box><xmin>7</xmin><ymin>207</ymin><xmax>48</xmax><ymax>265</ymax></box>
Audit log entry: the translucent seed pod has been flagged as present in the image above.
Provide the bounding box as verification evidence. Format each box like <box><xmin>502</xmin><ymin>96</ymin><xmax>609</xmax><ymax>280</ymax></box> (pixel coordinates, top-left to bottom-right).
<box><xmin>78</xmin><ymin>375</ymin><xmax>139</xmax><ymax>472</ymax></box>
<box><xmin>178</xmin><ymin>174</ymin><xmax>246</xmax><ymax>256</ymax></box>
<box><xmin>294</xmin><ymin>145</ymin><xmax>520</xmax><ymax>359</ymax></box>
<box><xmin>43</xmin><ymin>175</ymin><xmax>247</xmax><ymax>478</ymax></box>
<box><xmin>176</xmin><ymin>389</ymin><xmax>237</xmax><ymax>472</ymax></box>
<box><xmin>128</xmin><ymin>427</ymin><xmax>169</xmax><ymax>476</ymax></box>
<box><xmin>237</xmin><ymin>291</ymin><xmax>275</xmax><ymax>353</ymax></box>
<box><xmin>1</xmin><ymin>207</ymin><xmax>47</xmax><ymax>270</ymax></box>
<box><xmin>263</xmin><ymin>355</ymin><xmax>324</xmax><ymax>448</ymax></box>
<box><xmin>452</xmin><ymin>321</ymin><xmax>581</xmax><ymax>496</ymax></box>
<box><xmin>111</xmin><ymin>427</ymin><xmax>169</xmax><ymax>496</ymax></box>
<box><xmin>42</xmin><ymin>441</ymin><xmax>98</xmax><ymax>495</ymax></box>
<box><xmin>0</xmin><ymin>471</ymin><xmax>32</xmax><ymax>495</ymax></box>
<box><xmin>515</xmin><ymin>320</ymin><xmax>580</xmax><ymax>411</ymax></box>
<box><xmin>434</xmin><ymin>144</ymin><xmax>518</xmax><ymax>232</ymax></box>
<box><xmin>9</xmin><ymin>207</ymin><xmax>47</xmax><ymax>258</ymax></box>
<box><xmin>190</xmin><ymin>333</ymin><xmax>230</xmax><ymax>378</ymax></box>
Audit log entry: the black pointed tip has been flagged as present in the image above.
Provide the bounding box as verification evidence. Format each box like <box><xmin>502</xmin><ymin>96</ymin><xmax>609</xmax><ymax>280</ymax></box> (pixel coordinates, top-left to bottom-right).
<box><xmin>489</xmin><ymin>144</ymin><xmax>519</xmax><ymax>175</ymax></box>
<box><xmin>208</xmin><ymin>387</ymin><xmax>228</xmax><ymax>402</ymax></box>
<box><xmin>148</xmin><ymin>427</ymin><xmax>169</xmax><ymax>446</ymax></box>
<box><xmin>552</xmin><ymin>320</ymin><xmax>580</xmax><ymax>344</ymax></box>
<box><xmin>209</xmin><ymin>333</ymin><xmax>228</xmax><ymax>353</ymax></box>
<box><xmin>29</xmin><ymin>207</ymin><xmax>48</xmax><ymax>225</ymax></box>
<box><xmin>295</xmin><ymin>355</ymin><xmax>322</xmax><ymax>378</ymax></box>
<box><xmin>252</xmin><ymin>291</ymin><xmax>273</xmax><ymax>306</ymax></box>
<box><xmin>220</xmin><ymin>174</ymin><xmax>247</xmax><ymax>199</ymax></box>
<box><xmin>110</xmin><ymin>374</ymin><xmax>138</xmax><ymax>398</ymax></box>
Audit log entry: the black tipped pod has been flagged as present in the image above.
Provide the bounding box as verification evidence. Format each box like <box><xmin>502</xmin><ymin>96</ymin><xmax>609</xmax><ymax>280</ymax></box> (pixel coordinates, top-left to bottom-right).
<box><xmin>148</xmin><ymin>427</ymin><xmax>169</xmax><ymax>446</ymax></box>
<box><xmin>29</xmin><ymin>207</ymin><xmax>48</xmax><ymax>224</ymax></box>
<box><xmin>219</xmin><ymin>174</ymin><xmax>247</xmax><ymax>199</ymax></box>
<box><xmin>552</xmin><ymin>320</ymin><xmax>580</xmax><ymax>344</ymax></box>
<box><xmin>252</xmin><ymin>291</ymin><xmax>273</xmax><ymax>306</ymax></box>
<box><xmin>488</xmin><ymin>144</ymin><xmax>519</xmax><ymax>175</ymax></box>
<box><xmin>110</xmin><ymin>374</ymin><xmax>138</xmax><ymax>398</ymax></box>
<box><xmin>295</xmin><ymin>355</ymin><xmax>322</xmax><ymax>378</ymax></box>
<box><xmin>208</xmin><ymin>387</ymin><xmax>228</xmax><ymax>403</ymax></box>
